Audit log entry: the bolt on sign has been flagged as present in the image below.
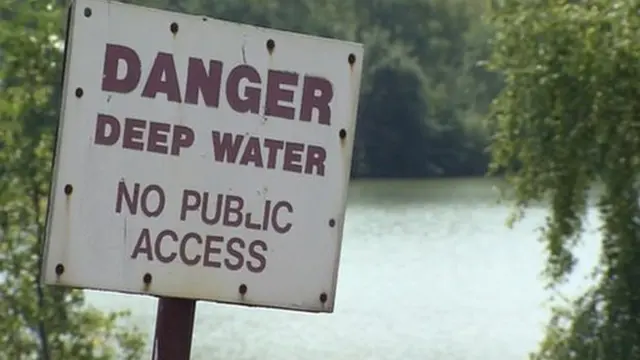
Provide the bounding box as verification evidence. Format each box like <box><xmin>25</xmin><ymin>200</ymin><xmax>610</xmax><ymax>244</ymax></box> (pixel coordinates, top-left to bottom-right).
<box><xmin>42</xmin><ymin>0</ymin><xmax>363</xmax><ymax>313</ymax></box>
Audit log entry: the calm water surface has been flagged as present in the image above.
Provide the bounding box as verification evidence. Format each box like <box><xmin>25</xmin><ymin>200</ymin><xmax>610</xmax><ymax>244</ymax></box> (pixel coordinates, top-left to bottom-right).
<box><xmin>86</xmin><ymin>178</ymin><xmax>600</xmax><ymax>359</ymax></box>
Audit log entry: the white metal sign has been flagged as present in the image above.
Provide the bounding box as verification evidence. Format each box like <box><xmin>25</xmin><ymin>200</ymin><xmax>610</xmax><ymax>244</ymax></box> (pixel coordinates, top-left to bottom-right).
<box><xmin>43</xmin><ymin>0</ymin><xmax>363</xmax><ymax>313</ymax></box>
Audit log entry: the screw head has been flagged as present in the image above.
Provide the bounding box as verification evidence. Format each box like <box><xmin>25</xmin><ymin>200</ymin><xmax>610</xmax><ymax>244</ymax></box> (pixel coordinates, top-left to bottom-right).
<box><xmin>75</xmin><ymin>88</ymin><xmax>83</xmax><ymax>98</ymax></box>
<box><xmin>266</xmin><ymin>39</ymin><xmax>275</xmax><ymax>52</ymax></box>
<box><xmin>329</xmin><ymin>219</ymin><xmax>336</xmax><ymax>227</ymax></box>
<box><xmin>319</xmin><ymin>292</ymin><xmax>328</xmax><ymax>303</ymax></box>
<box><xmin>339</xmin><ymin>129</ymin><xmax>347</xmax><ymax>139</ymax></box>
<box><xmin>239</xmin><ymin>284</ymin><xmax>247</xmax><ymax>295</ymax></box>
<box><xmin>348</xmin><ymin>53</ymin><xmax>356</xmax><ymax>64</ymax></box>
<box><xmin>143</xmin><ymin>273</ymin><xmax>152</xmax><ymax>284</ymax></box>
<box><xmin>84</xmin><ymin>7</ymin><xmax>92</xmax><ymax>17</ymax></box>
<box><xmin>170</xmin><ymin>22</ymin><xmax>179</xmax><ymax>34</ymax></box>
<box><xmin>55</xmin><ymin>263</ymin><xmax>65</xmax><ymax>275</ymax></box>
<box><xmin>63</xmin><ymin>184</ymin><xmax>73</xmax><ymax>195</ymax></box>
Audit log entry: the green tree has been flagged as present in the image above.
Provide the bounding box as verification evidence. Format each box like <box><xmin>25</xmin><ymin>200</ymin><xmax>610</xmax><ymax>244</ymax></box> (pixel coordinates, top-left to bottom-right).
<box><xmin>0</xmin><ymin>0</ymin><xmax>144</xmax><ymax>358</ymax></box>
<box><xmin>486</xmin><ymin>0</ymin><xmax>640</xmax><ymax>358</ymax></box>
<box><xmin>155</xmin><ymin>0</ymin><xmax>498</xmax><ymax>178</ymax></box>
<box><xmin>348</xmin><ymin>0</ymin><xmax>497</xmax><ymax>177</ymax></box>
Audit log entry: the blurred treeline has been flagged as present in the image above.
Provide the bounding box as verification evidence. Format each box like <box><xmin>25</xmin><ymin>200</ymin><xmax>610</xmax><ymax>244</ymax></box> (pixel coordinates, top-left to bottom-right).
<box><xmin>125</xmin><ymin>0</ymin><xmax>501</xmax><ymax>178</ymax></box>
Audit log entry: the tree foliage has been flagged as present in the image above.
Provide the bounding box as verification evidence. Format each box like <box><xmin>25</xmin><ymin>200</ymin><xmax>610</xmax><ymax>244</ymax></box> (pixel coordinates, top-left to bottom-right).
<box><xmin>486</xmin><ymin>0</ymin><xmax>640</xmax><ymax>358</ymax></box>
<box><xmin>0</xmin><ymin>0</ymin><xmax>144</xmax><ymax>358</ymax></box>
<box><xmin>139</xmin><ymin>0</ymin><xmax>500</xmax><ymax>178</ymax></box>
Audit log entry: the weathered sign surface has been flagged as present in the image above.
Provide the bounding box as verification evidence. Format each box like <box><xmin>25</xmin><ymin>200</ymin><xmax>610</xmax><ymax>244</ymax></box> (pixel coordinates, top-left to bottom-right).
<box><xmin>42</xmin><ymin>0</ymin><xmax>363</xmax><ymax>312</ymax></box>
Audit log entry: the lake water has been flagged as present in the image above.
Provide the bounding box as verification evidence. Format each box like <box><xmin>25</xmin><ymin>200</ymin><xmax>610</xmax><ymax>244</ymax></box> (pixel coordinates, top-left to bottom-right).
<box><xmin>86</xmin><ymin>178</ymin><xmax>601</xmax><ymax>359</ymax></box>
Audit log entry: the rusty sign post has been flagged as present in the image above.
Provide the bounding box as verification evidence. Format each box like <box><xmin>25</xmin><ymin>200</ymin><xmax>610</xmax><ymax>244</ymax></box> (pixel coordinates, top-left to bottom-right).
<box><xmin>152</xmin><ymin>298</ymin><xmax>196</xmax><ymax>360</ymax></box>
<box><xmin>42</xmin><ymin>0</ymin><xmax>364</xmax><ymax>357</ymax></box>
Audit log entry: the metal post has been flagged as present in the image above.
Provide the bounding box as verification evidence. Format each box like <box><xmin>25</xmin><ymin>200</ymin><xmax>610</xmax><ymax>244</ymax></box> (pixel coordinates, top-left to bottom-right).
<box><xmin>152</xmin><ymin>297</ymin><xmax>197</xmax><ymax>360</ymax></box>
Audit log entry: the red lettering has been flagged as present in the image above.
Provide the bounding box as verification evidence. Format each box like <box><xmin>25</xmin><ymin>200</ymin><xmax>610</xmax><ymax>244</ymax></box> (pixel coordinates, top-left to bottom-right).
<box><xmin>222</xmin><ymin>195</ymin><xmax>243</xmax><ymax>227</ymax></box>
<box><xmin>265</xmin><ymin>70</ymin><xmax>297</xmax><ymax>119</ymax></box>
<box><xmin>184</xmin><ymin>58</ymin><xmax>222</xmax><ymax>107</ymax></box>
<box><xmin>115</xmin><ymin>181</ymin><xmax>165</xmax><ymax>217</ymax></box>
<box><xmin>154</xmin><ymin>229</ymin><xmax>178</xmax><ymax>263</ymax></box>
<box><xmin>263</xmin><ymin>139</ymin><xmax>284</xmax><ymax>169</ymax></box>
<box><xmin>179</xmin><ymin>232</ymin><xmax>203</xmax><ymax>266</ymax></box>
<box><xmin>226</xmin><ymin>65</ymin><xmax>261</xmax><ymax>114</ymax></box>
<box><xmin>141</xmin><ymin>52</ymin><xmax>181</xmax><ymax>102</ymax></box>
<box><xmin>94</xmin><ymin>114</ymin><xmax>120</xmax><ymax>146</ymax></box>
<box><xmin>305</xmin><ymin>145</ymin><xmax>326</xmax><ymax>176</ymax></box>
<box><xmin>122</xmin><ymin>118</ymin><xmax>145</xmax><ymax>151</ymax></box>
<box><xmin>211</xmin><ymin>131</ymin><xmax>243</xmax><ymax>163</ymax></box>
<box><xmin>203</xmin><ymin>235</ymin><xmax>223</xmax><ymax>268</ymax></box>
<box><xmin>271</xmin><ymin>201</ymin><xmax>293</xmax><ymax>234</ymax></box>
<box><xmin>239</xmin><ymin>137</ymin><xmax>263</xmax><ymax>167</ymax></box>
<box><xmin>300</xmin><ymin>76</ymin><xmax>333</xmax><ymax>125</ymax></box>
<box><xmin>100</xmin><ymin>43</ymin><xmax>335</xmax><ymax>124</ymax></box>
<box><xmin>101</xmin><ymin>44</ymin><xmax>141</xmax><ymax>93</ymax></box>
<box><xmin>201</xmin><ymin>192</ymin><xmax>222</xmax><ymax>225</ymax></box>
<box><xmin>283</xmin><ymin>142</ymin><xmax>304</xmax><ymax>173</ymax></box>
<box><xmin>130</xmin><ymin>228</ymin><xmax>267</xmax><ymax>272</ymax></box>
<box><xmin>211</xmin><ymin>131</ymin><xmax>326</xmax><ymax>176</ymax></box>
<box><xmin>178</xmin><ymin>190</ymin><xmax>293</xmax><ymax>234</ymax></box>
<box><xmin>93</xmin><ymin>114</ymin><xmax>194</xmax><ymax>157</ymax></box>
<box><xmin>147</xmin><ymin>121</ymin><xmax>171</xmax><ymax>154</ymax></box>
<box><xmin>247</xmin><ymin>240</ymin><xmax>267</xmax><ymax>273</ymax></box>
<box><xmin>130</xmin><ymin>228</ymin><xmax>153</xmax><ymax>260</ymax></box>
<box><xmin>224</xmin><ymin>237</ymin><xmax>244</xmax><ymax>271</ymax></box>
<box><xmin>171</xmin><ymin>125</ymin><xmax>195</xmax><ymax>156</ymax></box>
<box><xmin>180</xmin><ymin>190</ymin><xmax>201</xmax><ymax>221</ymax></box>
